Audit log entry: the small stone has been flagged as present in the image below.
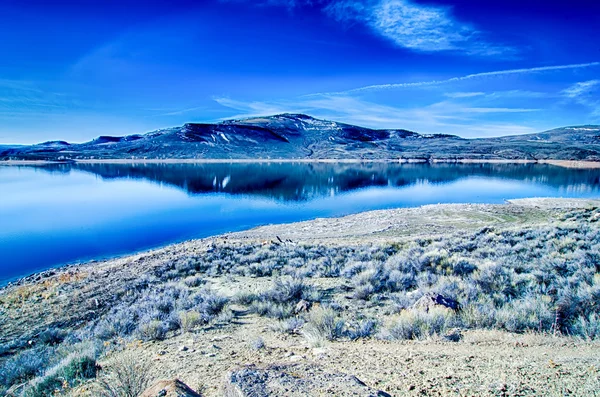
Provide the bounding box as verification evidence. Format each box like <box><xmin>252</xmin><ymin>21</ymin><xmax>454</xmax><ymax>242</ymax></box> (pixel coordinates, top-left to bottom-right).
<box><xmin>178</xmin><ymin>346</ymin><xmax>188</xmax><ymax>352</ymax></box>
<box><xmin>312</xmin><ymin>348</ymin><xmax>329</xmax><ymax>357</ymax></box>
<box><xmin>139</xmin><ymin>379</ymin><xmax>201</xmax><ymax>397</ymax></box>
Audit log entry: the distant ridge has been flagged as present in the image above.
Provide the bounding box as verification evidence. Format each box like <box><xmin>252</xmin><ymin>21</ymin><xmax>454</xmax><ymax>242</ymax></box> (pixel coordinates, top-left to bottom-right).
<box><xmin>1</xmin><ymin>114</ymin><xmax>600</xmax><ymax>161</ymax></box>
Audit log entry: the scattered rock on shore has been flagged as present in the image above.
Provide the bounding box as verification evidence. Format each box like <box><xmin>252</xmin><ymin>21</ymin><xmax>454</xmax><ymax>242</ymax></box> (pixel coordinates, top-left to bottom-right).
<box><xmin>223</xmin><ymin>363</ymin><xmax>391</xmax><ymax>397</ymax></box>
<box><xmin>140</xmin><ymin>379</ymin><xmax>201</xmax><ymax>397</ymax></box>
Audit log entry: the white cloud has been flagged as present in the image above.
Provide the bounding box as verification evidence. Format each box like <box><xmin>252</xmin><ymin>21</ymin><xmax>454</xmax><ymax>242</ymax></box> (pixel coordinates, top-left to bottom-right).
<box><xmin>562</xmin><ymin>80</ymin><xmax>600</xmax><ymax>117</ymax></box>
<box><xmin>562</xmin><ymin>80</ymin><xmax>600</xmax><ymax>98</ymax></box>
<box><xmin>310</xmin><ymin>62</ymin><xmax>600</xmax><ymax>96</ymax></box>
<box><xmin>444</xmin><ymin>92</ymin><xmax>485</xmax><ymax>98</ymax></box>
<box><xmin>325</xmin><ymin>0</ymin><xmax>513</xmax><ymax>55</ymax></box>
<box><xmin>226</xmin><ymin>0</ymin><xmax>513</xmax><ymax>56</ymax></box>
<box><xmin>215</xmin><ymin>94</ymin><xmax>542</xmax><ymax>137</ymax></box>
<box><xmin>0</xmin><ymin>79</ymin><xmax>71</xmax><ymax>116</ymax></box>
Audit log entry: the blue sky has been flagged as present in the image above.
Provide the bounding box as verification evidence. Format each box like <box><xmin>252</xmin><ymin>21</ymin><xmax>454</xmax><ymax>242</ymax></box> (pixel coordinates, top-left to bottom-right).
<box><xmin>1</xmin><ymin>0</ymin><xmax>599</xmax><ymax>143</ymax></box>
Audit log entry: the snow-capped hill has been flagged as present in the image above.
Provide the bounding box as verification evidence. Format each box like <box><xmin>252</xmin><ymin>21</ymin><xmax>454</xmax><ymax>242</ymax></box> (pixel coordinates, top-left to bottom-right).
<box><xmin>2</xmin><ymin>115</ymin><xmax>599</xmax><ymax>161</ymax></box>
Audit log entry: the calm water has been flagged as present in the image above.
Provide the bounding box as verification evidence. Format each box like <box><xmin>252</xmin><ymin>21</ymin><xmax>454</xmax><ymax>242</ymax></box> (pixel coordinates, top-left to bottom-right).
<box><xmin>1</xmin><ymin>162</ymin><xmax>599</xmax><ymax>284</ymax></box>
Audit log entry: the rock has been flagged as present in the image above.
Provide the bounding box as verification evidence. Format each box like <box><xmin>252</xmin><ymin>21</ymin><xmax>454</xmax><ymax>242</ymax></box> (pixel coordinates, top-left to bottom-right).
<box><xmin>223</xmin><ymin>363</ymin><xmax>389</xmax><ymax>397</ymax></box>
<box><xmin>178</xmin><ymin>345</ymin><xmax>188</xmax><ymax>352</ymax></box>
<box><xmin>139</xmin><ymin>379</ymin><xmax>201</xmax><ymax>397</ymax></box>
<box><xmin>412</xmin><ymin>293</ymin><xmax>461</xmax><ymax>312</ymax></box>
<box><xmin>311</xmin><ymin>347</ymin><xmax>330</xmax><ymax>357</ymax></box>
<box><xmin>294</xmin><ymin>300</ymin><xmax>312</xmax><ymax>314</ymax></box>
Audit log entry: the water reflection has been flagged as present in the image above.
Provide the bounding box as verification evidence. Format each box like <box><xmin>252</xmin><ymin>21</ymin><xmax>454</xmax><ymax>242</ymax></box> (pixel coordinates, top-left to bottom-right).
<box><xmin>34</xmin><ymin>162</ymin><xmax>600</xmax><ymax>200</ymax></box>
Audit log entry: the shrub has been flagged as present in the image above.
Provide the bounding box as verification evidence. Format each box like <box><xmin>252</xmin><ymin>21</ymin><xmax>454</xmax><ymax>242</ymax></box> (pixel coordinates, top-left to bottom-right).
<box><xmin>232</xmin><ymin>291</ymin><xmax>259</xmax><ymax>305</ymax></box>
<box><xmin>137</xmin><ymin>320</ymin><xmax>166</xmax><ymax>341</ymax></box>
<box><xmin>24</xmin><ymin>343</ymin><xmax>99</xmax><ymax>397</ymax></box>
<box><xmin>0</xmin><ymin>347</ymin><xmax>49</xmax><ymax>390</ymax></box>
<box><xmin>271</xmin><ymin>317</ymin><xmax>305</xmax><ymax>334</ymax></box>
<box><xmin>178</xmin><ymin>310</ymin><xmax>201</xmax><ymax>332</ymax></box>
<box><xmin>495</xmin><ymin>297</ymin><xmax>554</xmax><ymax>333</ymax></box>
<box><xmin>347</xmin><ymin>319</ymin><xmax>378</xmax><ymax>340</ymax></box>
<box><xmin>384</xmin><ymin>308</ymin><xmax>454</xmax><ymax>340</ymax></box>
<box><xmin>94</xmin><ymin>310</ymin><xmax>138</xmax><ymax>340</ymax></box>
<box><xmin>451</xmin><ymin>258</ymin><xmax>478</xmax><ymax>276</ymax></box>
<box><xmin>183</xmin><ymin>275</ymin><xmax>204</xmax><ymax>288</ymax></box>
<box><xmin>37</xmin><ymin>328</ymin><xmax>66</xmax><ymax>346</ymax></box>
<box><xmin>95</xmin><ymin>351</ymin><xmax>152</xmax><ymax>397</ymax></box>
<box><xmin>251</xmin><ymin>301</ymin><xmax>294</xmax><ymax>319</ymax></box>
<box><xmin>572</xmin><ymin>313</ymin><xmax>600</xmax><ymax>340</ymax></box>
<box><xmin>266</xmin><ymin>278</ymin><xmax>310</xmax><ymax>303</ymax></box>
<box><xmin>303</xmin><ymin>306</ymin><xmax>345</xmax><ymax>347</ymax></box>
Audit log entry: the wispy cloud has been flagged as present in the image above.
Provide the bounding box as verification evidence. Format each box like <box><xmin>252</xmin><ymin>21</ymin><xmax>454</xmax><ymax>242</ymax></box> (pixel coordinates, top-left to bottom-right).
<box><xmin>215</xmin><ymin>94</ymin><xmax>541</xmax><ymax>137</ymax></box>
<box><xmin>152</xmin><ymin>106</ymin><xmax>207</xmax><ymax>117</ymax></box>
<box><xmin>562</xmin><ymin>80</ymin><xmax>600</xmax><ymax>98</ymax></box>
<box><xmin>562</xmin><ymin>80</ymin><xmax>600</xmax><ymax>117</ymax></box>
<box><xmin>311</xmin><ymin>62</ymin><xmax>600</xmax><ymax>96</ymax></box>
<box><xmin>0</xmin><ymin>79</ymin><xmax>72</xmax><ymax>117</ymax></box>
<box><xmin>444</xmin><ymin>92</ymin><xmax>485</xmax><ymax>98</ymax></box>
<box><xmin>325</xmin><ymin>0</ymin><xmax>513</xmax><ymax>56</ymax></box>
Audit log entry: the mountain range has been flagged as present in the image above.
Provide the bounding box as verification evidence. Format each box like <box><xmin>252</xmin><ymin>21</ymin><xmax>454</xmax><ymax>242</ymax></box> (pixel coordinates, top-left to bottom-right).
<box><xmin>2</xmin><ymin>114</ymin><xmax>600</xmax><ymax>161</ymax></box>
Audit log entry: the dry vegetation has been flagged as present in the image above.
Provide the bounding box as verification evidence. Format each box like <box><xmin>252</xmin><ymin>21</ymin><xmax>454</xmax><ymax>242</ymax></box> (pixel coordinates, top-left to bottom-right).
<box><xmin>1</xmin><ymin>199</ymin><xmax>600</xmax><ymax>396</ymax></box>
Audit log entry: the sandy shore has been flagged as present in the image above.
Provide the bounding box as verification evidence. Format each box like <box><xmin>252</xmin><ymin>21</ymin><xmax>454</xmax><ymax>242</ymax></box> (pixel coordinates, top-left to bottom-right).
<box><xmin>1</xmin><ymin>158</ymin><xmax>600</xmax><ymax>168</ymax></box>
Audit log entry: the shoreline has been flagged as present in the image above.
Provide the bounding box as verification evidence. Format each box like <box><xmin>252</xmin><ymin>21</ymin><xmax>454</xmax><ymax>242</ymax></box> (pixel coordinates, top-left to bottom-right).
<box><xmin>3</xmin><ymin>197</ymin><xmax>599</xmax><ymax>290</ymax></box>
<box><xmin>2</xmin><ymin>197</ymin><xmax>600</xmax><ymax>396</ymax></box>
<box><xmin>1</xmin><ymin>158</ymin><xmax>600</xmax><ymax>168</ymax></box>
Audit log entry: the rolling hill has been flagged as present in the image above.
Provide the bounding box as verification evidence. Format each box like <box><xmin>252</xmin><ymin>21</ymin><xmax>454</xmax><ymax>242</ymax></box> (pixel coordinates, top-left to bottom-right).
<box><xmin>1</xmin><ymin>114</ymin><xmax>600</xmax><ymax>161</ymax></box>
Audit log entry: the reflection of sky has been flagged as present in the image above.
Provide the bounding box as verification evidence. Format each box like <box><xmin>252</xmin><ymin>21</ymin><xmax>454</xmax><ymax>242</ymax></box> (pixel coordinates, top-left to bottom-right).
<box><xmin>1</xmin><ymin>166</ymin><xmax>599</xmax><ymax>283</ymax></box>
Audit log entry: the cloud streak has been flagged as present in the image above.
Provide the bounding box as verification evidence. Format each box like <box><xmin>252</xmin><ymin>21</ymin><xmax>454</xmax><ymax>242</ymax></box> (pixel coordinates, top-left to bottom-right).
<box><xmin>562</xmin><ymin>80</ymin><xmax>600</xmax><ymax>117</ymax></box>
<box><xmin>214</xmin><ymin>94</ymin><xmax>541</xmax><ymax>137</ymax></box>
<box><xmin>310</xmin><ymin>61</ymin><xmax>600</xmax><ymax>96</ymax></box>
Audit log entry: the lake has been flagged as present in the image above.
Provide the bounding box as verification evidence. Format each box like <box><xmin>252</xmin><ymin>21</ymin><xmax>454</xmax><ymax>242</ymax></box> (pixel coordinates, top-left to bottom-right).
<box><xmin>1</xmin><ymin>162</ymin><xmax>599</xmax><ymax>284</ymax></box>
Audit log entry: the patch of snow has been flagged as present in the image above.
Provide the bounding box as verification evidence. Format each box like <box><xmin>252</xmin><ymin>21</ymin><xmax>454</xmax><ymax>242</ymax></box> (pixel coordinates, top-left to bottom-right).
<box><xmin>220</xmin><ymin>133</ymin><xmax>230</xmax><ymax>143</ymax></box>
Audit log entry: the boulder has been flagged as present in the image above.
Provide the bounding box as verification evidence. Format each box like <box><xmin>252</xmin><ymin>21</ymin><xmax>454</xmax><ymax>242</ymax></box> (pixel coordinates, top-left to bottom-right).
<box><xmin>412</xmin><ymin>293</ymin><xmax>460</xmax><ymax>312</ymax></box>
<box><xmin>139</xmin><ymin>379</ymin><xmax>201</xmax><ymax>397</ymax></box>
<box><xmin>223</xmin><ymin>363</ymin><xmax>391</xmax><ymax>397</ymax></box>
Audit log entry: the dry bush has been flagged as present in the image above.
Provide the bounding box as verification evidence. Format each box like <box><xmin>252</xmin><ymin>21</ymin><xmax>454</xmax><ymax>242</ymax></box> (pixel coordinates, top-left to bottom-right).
<box><xmin>94</xmin><ymin>351</ymin><xmax>152</xmax><ymax>397</ymax></box>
